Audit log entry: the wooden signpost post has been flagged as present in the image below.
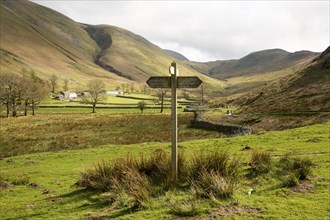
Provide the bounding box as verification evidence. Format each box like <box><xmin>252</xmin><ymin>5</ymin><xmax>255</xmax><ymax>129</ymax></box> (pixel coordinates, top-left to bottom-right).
<box><xmin>147</xmin><ymin>61</ymin><xmax>202</xmax><ymax>177</ymax></box>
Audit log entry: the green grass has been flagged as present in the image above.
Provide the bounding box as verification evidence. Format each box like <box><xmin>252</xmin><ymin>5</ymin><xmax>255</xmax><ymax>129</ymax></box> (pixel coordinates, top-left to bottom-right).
<box><xmin>35</xmin><ymin>107</ymin><xmax>175</xmax><ymax>115</ymax></box>
<box><xmin>0</xmin><ymin>113</ymin><xmax>221</xmax><ymax>157</ymax></box>
<box><xmin>40</xmin><ymin>94</ymin><xmax>193</xmax><ymax>107</ymax></box>
<box><xmin>0</xmin><ymin>122</ymin><xmax>329</xmax><ymax>219</ymax></box>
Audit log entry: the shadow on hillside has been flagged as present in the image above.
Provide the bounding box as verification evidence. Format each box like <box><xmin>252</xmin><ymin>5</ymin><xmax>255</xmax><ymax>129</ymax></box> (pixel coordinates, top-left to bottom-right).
<box><xmin>56</xmin><ymin>188</ymin><xmax>110</xmax><ymax>209</ymax></box>
<box><xmin>46</xmin><ymin>188</ymin><xmax>138</xmax><ymax>219</ymax></box>
<box><xmin>5</xmin><ymin>212</ymin><xmax>50</xmax><ymax>220</ymax></box>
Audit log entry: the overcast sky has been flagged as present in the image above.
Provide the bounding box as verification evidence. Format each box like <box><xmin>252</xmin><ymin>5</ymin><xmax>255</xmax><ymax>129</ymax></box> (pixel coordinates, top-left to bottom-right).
<box><xmin>32</xmin><ymin>0</ymin><xmax>329</xmax><ymax>62</ymax></box>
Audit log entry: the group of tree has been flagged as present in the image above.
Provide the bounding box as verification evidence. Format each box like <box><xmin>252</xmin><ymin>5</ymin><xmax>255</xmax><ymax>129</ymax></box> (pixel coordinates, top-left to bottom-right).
<box><xmin>119</xmin><ymin>82</ymin><xmax>135</xmax><ymax>94</ymax></box>
<box><xmin>0</xmin><ymin>70</ymin><xmax>49</xmax><ymax>117</ymax></box>
<box><xmin>49</xmin><ymin>73</ymin><xmax>70</xmax><ymax>93</ymax></box>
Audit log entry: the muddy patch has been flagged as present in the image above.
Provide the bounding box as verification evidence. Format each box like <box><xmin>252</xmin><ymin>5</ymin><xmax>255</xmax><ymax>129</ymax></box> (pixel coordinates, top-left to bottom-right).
<box><xmin>207</xmin><ymin>205</ymin><xmax>263</xmax><ymax>218</ymax></box>
<box><xmin>0</xmin><ymin>182</ymin><xmax>13</xmax><ymax>190</ymax></box>
<box><xmin>291</xmin><ymin>180</ymin><xmax>315</xmax><ymax>193</ymax></box>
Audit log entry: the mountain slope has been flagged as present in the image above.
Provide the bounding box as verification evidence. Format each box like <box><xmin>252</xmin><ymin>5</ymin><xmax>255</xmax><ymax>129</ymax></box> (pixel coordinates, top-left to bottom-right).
<box><xmin>0</xmin><ymin>0</ymin><xmax>224</xmax><ymax>91</ymax></box>
<box><xmin>164</xmin><ymin>49</ymin><xmax>189</xmax><ymax>61</ymax></box>
<box><xmin>0</xmin><ymin>0</ymin><xmax>130</xmax><ymax>88</ymax></box>
<box><xmin>239</xmin><ymin>46</ymin><xmax>330</xmax><ymax>113</ymax></box>
<box><xmin>187</xmin><ymin>49</ymin><xmax>319</xmax><ymax>80</ymax></box>
<box><xmin>81</xmin><ymin>24</ymin><xmax>224</xmax><ymax>89</ymax></box>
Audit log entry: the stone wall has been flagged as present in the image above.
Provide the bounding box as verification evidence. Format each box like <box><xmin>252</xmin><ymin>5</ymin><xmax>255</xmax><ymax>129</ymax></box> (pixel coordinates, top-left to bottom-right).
<box><xmin>192</xmin><ymin>120</ymin><xmax>251</xmax><ymax>136</ymax></box>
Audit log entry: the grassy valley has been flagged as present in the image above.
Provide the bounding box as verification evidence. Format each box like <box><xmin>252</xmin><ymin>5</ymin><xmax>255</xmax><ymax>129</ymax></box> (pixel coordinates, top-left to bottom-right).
<box><xmin>1</xmin><ymin>121</ymin><xmax>329</xmax><ymax>219</ymax></box>
<box><xmin>0</xmin><ymin>0</ymin><xmax>329</xmax><ymax>219</ymax></box>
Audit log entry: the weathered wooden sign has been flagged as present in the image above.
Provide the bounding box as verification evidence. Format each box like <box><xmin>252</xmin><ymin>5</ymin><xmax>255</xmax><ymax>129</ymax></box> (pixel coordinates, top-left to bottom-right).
<box><xmin>146</xmin><ymin>76</ymin><xmax>202</xmax><ymax>88</ymax></box>
<box><xmin>146</xmin><ymin>77</ymin><xmax>171</xmax><ymax>88</ymax></box>
<box><xmin>177</xmin><ymin>76</ymin><xmax>202</xmax><ymax>88</ymax></box>
<box><xmin>146</xmin><ymin>61</ymin><xmax>203</xmax><ymax>178</ymax></box>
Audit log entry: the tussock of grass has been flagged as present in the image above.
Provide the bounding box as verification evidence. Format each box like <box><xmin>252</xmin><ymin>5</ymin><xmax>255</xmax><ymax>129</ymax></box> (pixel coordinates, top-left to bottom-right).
<box><xmin>79</xmin><ymin>150</ymin><xmax>241</xmax><ymax>208</ymax></box>
<box><xmin>81</xmin><ymin>149</ymin><xmax>316</xmax><ymax>210</ymax></box>
<box><xmin>247</xmin><ymin>151</ymin><xmax>314</xmax><ymax>188</ymax></box>
<box><xmin>82</xmin><ymin>157</ymin><xmax>150</xmax><ymax>208</ymax></box>
<box><xmin>12</xmin><ymin>173</ymin><xmax>30</xmax><ymax>185</ymax></box>
<box><xmin>192</xmin><ymin>170</ymin><xmax>237</xmax><ymax>199</ymax></box>
<box><xmin>277</xmin><ymin>155</ymin><xmax>314</xmax><ymax>187</ymax></box>
<box><xmin>249</xmin><ymin>150</ymin><xmax>272</xmax><ymax>174</ymax></box>
<box><xmin>190</xmin><ymin>151</ymin><xmax>240</xmax><ymax>179</ymax></box>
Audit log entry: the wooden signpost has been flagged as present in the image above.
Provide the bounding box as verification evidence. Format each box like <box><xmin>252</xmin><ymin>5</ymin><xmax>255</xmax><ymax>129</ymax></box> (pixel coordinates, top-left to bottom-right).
<box><xmin>146</xmin><ymin>61</ymin><xmax>202</xmax><ymax>177</ymax></box>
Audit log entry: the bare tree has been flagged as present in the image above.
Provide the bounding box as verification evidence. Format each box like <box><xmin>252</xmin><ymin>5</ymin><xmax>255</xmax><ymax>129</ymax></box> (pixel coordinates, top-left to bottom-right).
<box><xmin>120</xmin><ymin>83</ymin><xmax>129</xmax><ymax>94</ymax></box>
<box><xmin>0</xmin><ymin>74</ymin><xmax>11</xmax><ymax>117</ymax></box>
<box><xmin>157</xmin><ymin>89</ymin><xmax>168</xmax><ymax>113</ymax></box>
<box><xmin>82</xmin><ymin>79</ymin><xmax>105</xmax><ymax>113</ymax></box>
<box><xmin>140</xmin><ymin>85</ymin><xmax>149</xmax><ymax>94</ymax></box>
<box><xmin>63</xmin><ymin>78</ymin><xmax>69</xmax><ymax>92</ymax></box>
<box><xmin>0</xmin><ymin>73</ymin><xmax>24</xmax><ymax>117</ymax></box>
<box><xmin>22</xmin><ymin>72</ymin><xmax>49</xmax><ymax>116</ymax></box>
<box><xmin>128</xmin><ymin>82</ymin><xmax>135</xmax><ymax>94</ymax></box>
<box><xmin>0</xmin><ymin>72</ymin><xmax>48</xmax><ymax>117</ymax></box>
<box><xmin>49</xmin><ymin>74</ymin><xmax>58</xmax><ymax>93</ymax></box>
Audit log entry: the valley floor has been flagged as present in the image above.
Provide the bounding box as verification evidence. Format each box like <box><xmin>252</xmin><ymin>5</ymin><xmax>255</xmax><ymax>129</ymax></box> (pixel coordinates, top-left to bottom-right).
<box><xmin>0</xmin><ymin>122</ymin><xmax>329</xmax><ymax>219</ymax></box>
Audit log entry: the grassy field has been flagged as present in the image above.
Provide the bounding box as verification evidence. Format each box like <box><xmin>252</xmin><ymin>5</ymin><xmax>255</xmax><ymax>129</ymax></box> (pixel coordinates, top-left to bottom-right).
<box><xmin>40</xmin><ymin>94</ymin><xmax>195</xmax><ymax>107</ymax></box>
<box><xmin>0</xmin><ymin>122</ymin><xmax>329</xmax><ymax>219</ymax></box>
<box><xmin>0</xmin><ymin>113</ymin><xmax>222</xmax><ymax>158</ymax></box>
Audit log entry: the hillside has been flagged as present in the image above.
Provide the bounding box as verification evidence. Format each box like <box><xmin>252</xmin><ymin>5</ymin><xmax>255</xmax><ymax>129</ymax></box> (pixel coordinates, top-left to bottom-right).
<box><xmin>82</xmin><ymin>24</ymin><xmax>224</xmax><ymax>89</ymax></box>
<box><xmin>187</xmin><ymin>49</ymin><xmax>319</xmax><ymax>80</ymax></box>
<box><xmin>239</xmin><ymin>46</ymin><xmax>330</xmax><ymax>114</ymax></box>
<box><xmin>164</xmin><ymin>49</ymin><xmax>189</xmax><ymax>61</ymax></box>
<box><xmin>0</xmin><ymin>0</ymin><xmax>224</xmax><ymax>91</ymax></box>
<box><xmin>0</xmin><ymin>0</ymin><xmax>130</xmax><ymax>89</ymax></box>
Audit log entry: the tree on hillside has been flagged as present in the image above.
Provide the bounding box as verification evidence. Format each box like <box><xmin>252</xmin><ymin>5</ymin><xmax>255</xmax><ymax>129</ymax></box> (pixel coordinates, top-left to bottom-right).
<box><xmin>0</xmin><ymin>71</ymin><xmax>49</xmax><ymax>117</ymax></box>
<box><xmin>0</xmin><ymin>73</ymin><xmax>24</xmax><ymax>117</ymax></box>
<box><xmin>140</xmin><ymin>85</ymin><xmax>150</xmax><ymax>94</ymax></box>
<box><xmin>49</xmin><ymin>74</ymin><xmax>58</xmax><ymax>93</ymax></box>
<box><xmin>120</xmin><ymin>83</ymin><xmax>129</xmax><ymax>94</ymax></box>
<box><xmin>157</xmin><ymin>89</ymin><xmax>168</xmax><ymax>113</ymax></box>
<box><xmin>0</xmin><ymin>74</ymin><xmax>11</xmax><ymax>117</ymax></box>
<box><xmin>137</xmin><ymin>101</ymin><xmax>146</xmax><ymax>113</ymax></box>
<box><xmin>82</xmin><ymin>79</ymin><xmax>105</xmax><ymax>113</ymax></box>
<box><xmin>129</xmin><ymin>83</ymin><xmax>135</xmax><ymax>94</ymax></box>
<box><xmin>63</xmin><ymin>78</ymin><xmax>69</xmax><ymax>92</ymax></box>
<box><xmin>22</xmin><ymin>71</ymin><xmax>49</xmax><ymax>116</ymax></box>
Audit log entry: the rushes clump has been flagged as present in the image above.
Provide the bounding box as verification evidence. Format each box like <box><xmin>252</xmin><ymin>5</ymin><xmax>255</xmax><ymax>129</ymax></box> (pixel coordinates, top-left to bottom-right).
<box><xmin>190</xmin><ymin>151</ymin><xmax>240</xmax><ymax>179</ymax></box>
<box><xmin>250</xmin><ymin>150</ymin><xmax>272</xmax><ymax>174</ymax></box>
<box><xmin>138</xmin><ymin>149</ymin><xmax>172</xmax><ymax>186</ymax></box>
<box><xmin>189</xmin><ymin>151</ymin><xmax>240</xmax><ymax>199</ymax></box>
<box><xmin>79</xmin><ymin>149</ymin><xmax>241</xmax><ymax>206</ymax></box>
<box><xmin>12</xmin><ymin>173</ymin><xmax>30</xmax><ymax>185</ymax></box>
<box><xmin>192</xmin><ymin>170</ymin><xmax>237</xmax><ymax>199</ymax></box>
<box><xmin>81</xmin><ymin>157</ymin><xmax>149</xmax><ymax>208</ymax></box>
<box><xmin>277</xmin><ymin>154</ymin><xmax>314</xmax><ymax>187</ymax></box>
<box><xmin>78</xmin><ymin>149</ymin><xmax>316</xmax><ymax>215</ymax></box>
